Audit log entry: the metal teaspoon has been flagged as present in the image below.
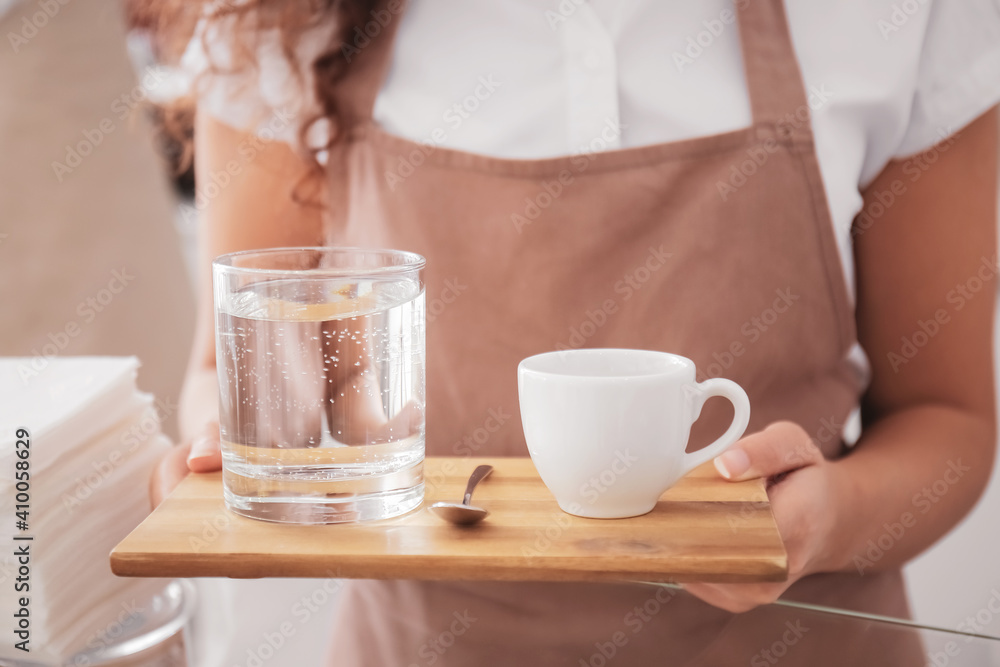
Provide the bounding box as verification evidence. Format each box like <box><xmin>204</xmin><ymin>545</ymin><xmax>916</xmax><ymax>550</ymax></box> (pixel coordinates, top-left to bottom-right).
<box><xmin>430</xmin><ymin>464</ymin><xmax>494</xmax><ymax>525</ymax></box>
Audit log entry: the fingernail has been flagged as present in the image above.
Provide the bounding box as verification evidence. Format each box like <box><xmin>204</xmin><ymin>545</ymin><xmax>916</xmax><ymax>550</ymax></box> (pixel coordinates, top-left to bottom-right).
<box><xmin>715</xmin><ymin>449</ymin><xmax>750</xmax><ymax>480</ymax></box>
<box><xmin>187</xmin><ymin>436</ymin><xmax>218</xmax><ymax>466</ymax></box>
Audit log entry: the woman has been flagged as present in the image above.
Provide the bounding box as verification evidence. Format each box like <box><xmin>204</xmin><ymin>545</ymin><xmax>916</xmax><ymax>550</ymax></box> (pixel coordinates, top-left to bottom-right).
<box><xmin>153</xmin><ymin>0</ymin><xmax>1000</xmax><ymax>664</ymax></box>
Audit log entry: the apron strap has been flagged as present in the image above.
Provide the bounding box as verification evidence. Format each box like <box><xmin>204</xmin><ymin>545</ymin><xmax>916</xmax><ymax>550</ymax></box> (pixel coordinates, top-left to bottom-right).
<box><xmin>334</xmin><ymin>0</ymin><xmax>408</xmax><ymax>133</ymax></box>
<box><xmin>735</xmin><ymin>0</ymin><xmax>813</xmax><ymax>137</ymax></box>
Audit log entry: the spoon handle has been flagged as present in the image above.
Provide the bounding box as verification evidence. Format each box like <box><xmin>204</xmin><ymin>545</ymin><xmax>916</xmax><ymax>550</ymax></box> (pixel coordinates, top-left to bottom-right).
<box><xmin>462</xmin><ymin>465</ymin><xmax>494</xmax><ymax>506</ymax></box>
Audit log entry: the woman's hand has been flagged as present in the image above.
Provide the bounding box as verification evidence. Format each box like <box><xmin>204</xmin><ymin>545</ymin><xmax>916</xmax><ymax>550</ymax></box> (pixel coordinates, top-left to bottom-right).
<box><xmin>149</xmin><ymin>421</ymin><xmax>222</xmax><ymax>507</ymax></box>
<box><xmin>685</xmin><ymin>109</ymin><xmax>999</xmax><ymax>615</ymax></box>
<box><xmin>682</xmin><ymin>421</ymin><xmax>849</xmax><ymax>613</ymax></box>
<box><xmin>149</xmin><ymin>367</ymin><xmax>223</xmax><ymax>508</ymax></box>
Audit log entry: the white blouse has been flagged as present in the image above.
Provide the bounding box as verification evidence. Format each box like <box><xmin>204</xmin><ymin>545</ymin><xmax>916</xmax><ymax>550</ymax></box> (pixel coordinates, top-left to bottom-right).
<box><xmin>184</xmin><ymin>0</ymin><xmax>1000</xmax><ymax>298</ymax></box>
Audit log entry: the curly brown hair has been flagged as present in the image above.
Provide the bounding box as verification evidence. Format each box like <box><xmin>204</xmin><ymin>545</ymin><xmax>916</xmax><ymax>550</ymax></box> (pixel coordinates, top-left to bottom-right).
<box><xmin>142</xmin><ymin>0</ymin><xmax>381</xmax><ymax>177</ymax></box>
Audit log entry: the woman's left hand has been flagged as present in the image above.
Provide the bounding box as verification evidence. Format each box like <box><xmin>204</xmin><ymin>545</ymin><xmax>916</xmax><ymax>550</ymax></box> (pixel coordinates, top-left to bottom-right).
<box><xmin>682</xmin><ymin>421</ymin><xmax>849</xmax><ymax>613</ymax></box>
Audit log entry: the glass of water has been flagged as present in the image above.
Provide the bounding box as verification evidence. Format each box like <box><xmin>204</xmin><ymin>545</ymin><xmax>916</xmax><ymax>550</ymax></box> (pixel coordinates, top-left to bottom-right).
<box><xmin>213</xmin><ymin>248</ymin><xmax>426</xmax><ymax>523</ymax></box>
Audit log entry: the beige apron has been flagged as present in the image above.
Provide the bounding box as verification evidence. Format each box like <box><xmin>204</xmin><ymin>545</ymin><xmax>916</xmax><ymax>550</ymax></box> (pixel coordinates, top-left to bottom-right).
<box><xmin>322</xmin><ymin>1</ymin><xmax>923</xmax><ymax>664</ymax></box>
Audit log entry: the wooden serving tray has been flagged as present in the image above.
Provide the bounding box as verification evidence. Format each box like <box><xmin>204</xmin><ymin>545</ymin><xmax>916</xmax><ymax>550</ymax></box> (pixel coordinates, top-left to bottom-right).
<box><xmin>111</xmin><ymin>457</ymin><xmax>786</xmax><ymax>583</ymax></box>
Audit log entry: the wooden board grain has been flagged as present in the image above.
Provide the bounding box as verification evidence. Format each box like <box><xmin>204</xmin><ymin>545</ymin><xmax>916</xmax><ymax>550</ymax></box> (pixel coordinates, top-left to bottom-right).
<box><xmin>111</xmin><ymin>457</ymin><xmax>786</xmax><ymax>583</ymax></box>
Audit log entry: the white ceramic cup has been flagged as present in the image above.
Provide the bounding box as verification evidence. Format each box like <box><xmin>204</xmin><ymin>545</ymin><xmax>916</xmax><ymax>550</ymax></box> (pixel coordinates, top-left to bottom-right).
<box><xmin>518</xmin><ymin>349</ymin><xmax>751</xmax><ymax>519</ymax></box>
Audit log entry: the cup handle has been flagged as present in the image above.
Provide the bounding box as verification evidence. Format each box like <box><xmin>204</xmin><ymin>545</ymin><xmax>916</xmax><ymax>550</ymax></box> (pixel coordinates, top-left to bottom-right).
<box><xmin>680</xmin><ymin>378</ymin><xmax>751</xmax><ymax>476</ymax></box>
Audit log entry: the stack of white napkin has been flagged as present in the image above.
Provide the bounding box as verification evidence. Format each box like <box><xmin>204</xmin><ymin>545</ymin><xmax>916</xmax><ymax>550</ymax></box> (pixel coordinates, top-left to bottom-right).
<box><xmin>0</xmin><ymin>357</ymin><xmax>173</xmax><ymax>664</ymax></box>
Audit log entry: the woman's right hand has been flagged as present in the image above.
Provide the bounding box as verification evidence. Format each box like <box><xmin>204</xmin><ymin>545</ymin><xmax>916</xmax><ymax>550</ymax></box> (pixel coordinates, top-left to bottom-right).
<box><xmin>149</xmin><ymin>368</ymin><xmax>222</xmax><ymax>507</ymax></box>
<box><xmin>149</xmin><ymin>421</ymin><xmax>222</xmax><ymax>507</ymax></box>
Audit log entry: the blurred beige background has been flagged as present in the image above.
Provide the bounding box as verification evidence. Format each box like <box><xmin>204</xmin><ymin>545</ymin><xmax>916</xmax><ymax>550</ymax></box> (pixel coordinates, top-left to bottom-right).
<box><xmin>0</xmin><ymin>0</ymin><xmax>191</xmax><ymax>436</ymax></box>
